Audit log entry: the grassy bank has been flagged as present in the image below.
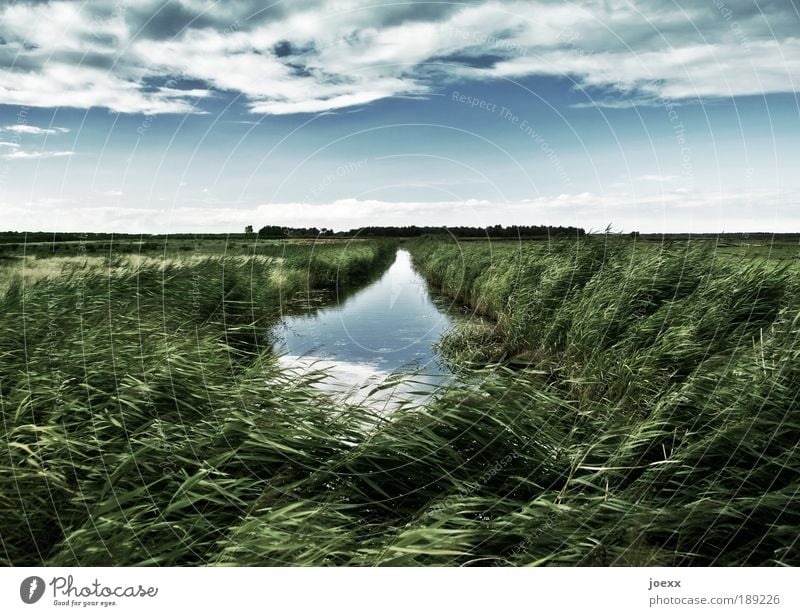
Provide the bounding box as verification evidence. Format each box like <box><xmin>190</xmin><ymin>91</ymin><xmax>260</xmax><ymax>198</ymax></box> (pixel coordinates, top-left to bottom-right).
<box><xmin>394</xmin><ymin>235</ymin><xmax>800</xmax><ymax>565</ymax></box>
<box><xmin>0</xmin><ymin>239</ymin><xmax>396</xmax><ymax>565</ymax></box>
<box><xmin>2</xmin><ymin>235</ymin><xmax>798</xmax><ymax>566</ymax></box>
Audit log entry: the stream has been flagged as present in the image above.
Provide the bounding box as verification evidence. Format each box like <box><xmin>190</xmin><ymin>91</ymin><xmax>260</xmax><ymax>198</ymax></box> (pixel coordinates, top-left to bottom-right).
<box><xmin>271</xmin><ymin>249</ymin><xmax>461</xmax><ymax>408</ymax></box>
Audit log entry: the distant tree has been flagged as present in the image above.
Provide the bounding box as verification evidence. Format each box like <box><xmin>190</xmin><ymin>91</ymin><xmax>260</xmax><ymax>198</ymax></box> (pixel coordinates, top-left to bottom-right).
<box><xmin>244</xmin><ymin>225</ymin><xmax>254</xmax><ymax>235</ymax></box>
<box><xmin>257</xmin><ymin>225</ymin><xmax>285</xmax><ymax>239</ymax></box>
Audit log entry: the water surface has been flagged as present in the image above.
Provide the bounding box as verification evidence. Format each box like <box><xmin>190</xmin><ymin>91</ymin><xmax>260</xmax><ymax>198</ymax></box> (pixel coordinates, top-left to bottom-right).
<box><xmin>271</xmin><ymin>249</ymin><xmax>457</xmax><ymax>407</ymax></box>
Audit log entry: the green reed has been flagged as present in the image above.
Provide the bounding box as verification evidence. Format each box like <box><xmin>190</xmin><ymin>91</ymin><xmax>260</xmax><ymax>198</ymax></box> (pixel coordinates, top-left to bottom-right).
<box><xmin>1</xmin><ymin>236</ymin><xmax>797</xmax><ymax>566</ymax></box>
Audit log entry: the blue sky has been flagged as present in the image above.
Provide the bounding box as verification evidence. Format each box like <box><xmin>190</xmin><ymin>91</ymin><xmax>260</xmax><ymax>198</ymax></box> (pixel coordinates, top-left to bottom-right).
<box><xmin>1</xmin><ymin>0</ymin><xmax>798</xmax><ymax>233</ymax></box>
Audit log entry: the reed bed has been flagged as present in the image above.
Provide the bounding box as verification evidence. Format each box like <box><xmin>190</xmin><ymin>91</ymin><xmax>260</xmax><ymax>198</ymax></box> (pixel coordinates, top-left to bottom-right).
<box><xmin>1</xmin><ymin>236</ymin><xmax>797</xmax><ymax>566</ymax></box>
<box><xmin>0</xmin><ymin>241</ymin><xmax>395</xmax><ymax>565</ymax></box>
<box><xmin>398</xmin><ymin>236</ymin><xmax>800</xmax><ymax>565</ymax></box>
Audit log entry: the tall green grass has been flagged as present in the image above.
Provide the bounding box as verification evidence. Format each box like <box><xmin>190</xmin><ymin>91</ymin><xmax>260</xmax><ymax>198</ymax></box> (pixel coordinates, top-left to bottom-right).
<box><xmin>1</xmin><ymin>236</ymin><xmax>797</xmax><ymax>566</ymax></box>
<box><xmin>399</xmin><ymin>236</ymin><xmax>800</xmax><ymax>565</ymax></box>
<box><xmin>0</xmin><ymin>241</ymin><xmax>395</xmax><ymax>565</ymax></box>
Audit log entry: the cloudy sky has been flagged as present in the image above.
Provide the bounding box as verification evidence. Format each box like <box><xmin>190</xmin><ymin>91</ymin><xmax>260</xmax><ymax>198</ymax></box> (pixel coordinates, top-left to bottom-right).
<box><xmin>1</xmin><ymin>0</ymin><xmax>798</xmax><ymax>233</ymax></box>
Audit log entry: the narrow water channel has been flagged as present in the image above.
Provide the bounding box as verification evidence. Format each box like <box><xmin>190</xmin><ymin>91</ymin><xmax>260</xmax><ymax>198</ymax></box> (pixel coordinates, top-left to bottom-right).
<box><xmin>271</xmin><ymin>249</ymin><xmax>458</xmax><ymax>408</ymax></box>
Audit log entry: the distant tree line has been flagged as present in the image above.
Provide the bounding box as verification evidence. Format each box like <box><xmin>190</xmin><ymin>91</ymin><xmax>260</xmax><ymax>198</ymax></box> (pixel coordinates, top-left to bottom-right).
<box><xmin>257</xmin><ymin>226</ymin><xmax>334</xmax><ymax>238</ymax></box>
<box><xmin>256</xmin><ymin>224</ymin><xmax>585</xmax><ymax>238</ymax></box>
<box><xmin>0</xmin><ymin>231</ymin><xmax>129</xmax><ymax>244</ymax></box>
<box><xmin>352</xmin><ymin>225</ymin><xmax>585</xmax><ymax>238</ymax></box>
<box><xmin>0</xmin><ymin>232</ymin><xmax>239</xmax><ymax>244</ymax></box>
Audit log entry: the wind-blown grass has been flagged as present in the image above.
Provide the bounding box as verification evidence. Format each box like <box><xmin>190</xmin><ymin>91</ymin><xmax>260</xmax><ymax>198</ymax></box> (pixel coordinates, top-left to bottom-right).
<box><xmin>0</xmin><ymin>241</ymin><xmax>395</xmax><ymax>565</ymax></box>
<box><xmin>399</xmin><ymin>236</ymin><xmax>799</xmax><ymax>565</ymax></box>
<box><xmin>1</xmin><ymin>235</ymin><xmax>797</xmax><ymax>566</ymax></box>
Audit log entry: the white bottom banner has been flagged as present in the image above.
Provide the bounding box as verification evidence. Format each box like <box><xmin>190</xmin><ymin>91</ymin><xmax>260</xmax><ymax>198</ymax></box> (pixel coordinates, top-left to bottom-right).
<box><xmin>2</xmin><ymin>567</ymin><xmax>796</xmax><ymax>615</ymax></box>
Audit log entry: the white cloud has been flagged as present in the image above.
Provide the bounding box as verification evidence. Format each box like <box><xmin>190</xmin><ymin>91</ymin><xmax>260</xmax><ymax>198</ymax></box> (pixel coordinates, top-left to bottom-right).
<box><xmin>0</xmin><ymin>65</ymin><xmax>198</xmax><ymax>115</ymax></box>
<box><xmin>1</xmin><ymin>124</ymin><xmax>70</xmax><ymax>135</ymax></box>
<box><xmin>490</xmin><ymin>39</ymin><xmax>800</xmax><ymax>102</ymax></box>
<box><xmin>638</xmin><ymin>175</ymin><xmax>679</xmax><ymax>182</ymax></box>
<box><xmin>570</xmin><ymin>99</ymin><xmax>642</xmax><ymax>110</ymax></box>
<box><xmin>2</xmin><ymin>150</ymin><xmax>74</xmax><ymax>160</ymax></box>
<box><xmin>3</xmin><ymin>190</ymin><xmax>795</xmax><ymax>234</ymax></box>
<box><xmin>0</xmin><ymin>0</ymin><xmax>796</xmax><ymax>115</ymax></box>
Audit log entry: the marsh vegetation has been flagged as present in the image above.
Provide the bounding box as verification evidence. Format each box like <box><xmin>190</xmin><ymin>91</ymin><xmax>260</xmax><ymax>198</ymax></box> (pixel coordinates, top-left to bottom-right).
<box><xmin>1</xmin><ymin>235</ymin><xmax>798</xmax><ymax>565</ymax></box>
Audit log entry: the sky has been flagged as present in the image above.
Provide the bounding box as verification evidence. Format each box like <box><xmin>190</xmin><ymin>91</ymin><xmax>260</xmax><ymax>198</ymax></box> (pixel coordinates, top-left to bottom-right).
<box><xmin>0</xmin><ymin>0</ymin><xmax>798</xmax><ymax>233</ymax></box>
